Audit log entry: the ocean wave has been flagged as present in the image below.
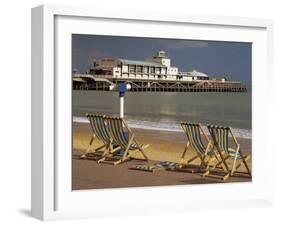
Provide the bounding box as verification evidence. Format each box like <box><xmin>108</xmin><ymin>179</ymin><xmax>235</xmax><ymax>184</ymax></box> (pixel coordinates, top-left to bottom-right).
<box><xmin>73</xmin><ymin>116</ymin><xmax>251</xmax><ymax>139</ymax></box>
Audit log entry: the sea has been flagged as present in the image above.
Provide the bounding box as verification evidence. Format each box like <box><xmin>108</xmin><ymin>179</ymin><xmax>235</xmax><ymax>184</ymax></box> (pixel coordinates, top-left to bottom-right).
<box><xmin>73</xmin><ymin>91</ymin><xmax>252</xmax><ymax>139</ymax></box>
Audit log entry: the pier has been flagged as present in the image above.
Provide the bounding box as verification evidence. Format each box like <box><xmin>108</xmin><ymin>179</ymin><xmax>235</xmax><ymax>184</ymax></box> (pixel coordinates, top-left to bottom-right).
<box><xmin>73</xmin><ymin>74</ymin><xmax>247</xmax><ymax>92</ymax></box>
<box><xmin>72</xmin><ymin>50</ymin><xmax>248</xmax><ymax>93</ymax></box>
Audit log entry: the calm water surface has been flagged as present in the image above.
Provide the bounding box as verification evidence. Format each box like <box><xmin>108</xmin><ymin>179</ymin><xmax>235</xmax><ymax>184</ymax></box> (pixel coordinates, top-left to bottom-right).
<box><xmin>73</xmin><ymin>91</ymin><xmax>251</xmax><ymax>132</ymax></box>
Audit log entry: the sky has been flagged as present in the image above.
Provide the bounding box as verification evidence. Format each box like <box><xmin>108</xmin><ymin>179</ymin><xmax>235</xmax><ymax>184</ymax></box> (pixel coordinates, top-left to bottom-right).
<box><xmin>72</xmin><ymin>34</ymin><xmax>252</xmax><ymax>85</ymax></box>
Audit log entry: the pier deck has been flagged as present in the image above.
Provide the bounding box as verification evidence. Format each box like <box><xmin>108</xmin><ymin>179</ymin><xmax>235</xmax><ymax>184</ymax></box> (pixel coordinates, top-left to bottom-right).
<box><xmin>73</xmin><ymin>75</ymin><xmax>247</xmax><ymax>92</ymax></box>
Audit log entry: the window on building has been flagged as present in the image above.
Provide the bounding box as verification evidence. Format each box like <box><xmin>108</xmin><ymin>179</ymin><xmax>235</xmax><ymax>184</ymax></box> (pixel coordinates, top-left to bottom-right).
<box><xmin>143</xmin><ymin>66</ymin><xmax>148</xmax><ymax>74</ymax></box>
<box><xmin>137</xmin><ymin>65</ymin><xmax>142</xmax><ymax>73</ymax></box>
<box><xmin>129</xmin><ymin>65</ymin><xmax>136</xmax><ymax>73</ymax></box>
<box><xmin>150</xmin><ymin>67</ymin><xmax>155</xmax><ymax>73</ymax></box>
<box><xmin>155</xmin><ymin>67</ymin><xmax>160</xmax><ymax>74</ymax></box>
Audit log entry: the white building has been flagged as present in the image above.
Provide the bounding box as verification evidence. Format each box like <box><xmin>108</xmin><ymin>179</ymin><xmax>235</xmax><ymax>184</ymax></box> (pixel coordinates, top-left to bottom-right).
<box><xmin>90</xmin><ymin>50</ymin><xmax>209</xmax><ymax>81</ymax></box>
<box><xmin>178</xmin><ymin>70</ymin><xmax>209</xmax><ymax>81</ymax></box>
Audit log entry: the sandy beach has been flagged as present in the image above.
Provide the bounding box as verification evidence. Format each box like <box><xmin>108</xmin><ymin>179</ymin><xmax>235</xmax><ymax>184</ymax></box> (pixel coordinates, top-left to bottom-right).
<box><xmin>72</xmin><ymin>122</ymin><xmax>252</xmax><ymax>190</ymax></box>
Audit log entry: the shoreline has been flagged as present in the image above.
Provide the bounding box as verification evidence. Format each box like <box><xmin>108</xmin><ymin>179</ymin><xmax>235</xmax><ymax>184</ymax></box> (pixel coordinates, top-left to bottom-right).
<box><xmin>73</xmin><ymin>116</ymin><xmax>252</xmax><ymax>140</ymax></box>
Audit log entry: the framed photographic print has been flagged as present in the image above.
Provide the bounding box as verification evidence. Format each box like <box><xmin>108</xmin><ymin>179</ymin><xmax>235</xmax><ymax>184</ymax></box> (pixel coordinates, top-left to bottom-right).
<box><xmin>31</xmin><ymin>4</ymin><xmax>274</xmax><ymax>221</ymax></box>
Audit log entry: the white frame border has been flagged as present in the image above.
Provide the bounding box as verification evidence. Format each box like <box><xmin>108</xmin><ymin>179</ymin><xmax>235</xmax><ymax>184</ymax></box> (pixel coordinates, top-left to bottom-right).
<box><xmin>31</xmin><ymin>4</ymin><xmax>274</xmax><ymax>221</ymax></box>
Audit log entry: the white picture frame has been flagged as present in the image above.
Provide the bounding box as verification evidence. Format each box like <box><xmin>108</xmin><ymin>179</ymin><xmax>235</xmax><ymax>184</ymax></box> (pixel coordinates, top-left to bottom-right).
<box><xmin>31</xmin><ymin>4</ymin><xmax>274</xmax><ymax>221</ymax></box>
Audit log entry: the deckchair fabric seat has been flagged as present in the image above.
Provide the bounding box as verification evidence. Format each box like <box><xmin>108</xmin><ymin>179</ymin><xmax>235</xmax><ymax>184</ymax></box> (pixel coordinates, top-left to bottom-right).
<box><xmin>206</xmin><ymin>124</ymin><xmax>251</xmax><ymax>179</ymax></box>
<box><xmin>88</xmin><ymin>114</ymin><xmax>111</xmax><ymax>143</ymax></box>
<box><xmin>133</xmin><ymin>164</ymin><xmax>164</xmax><ymax>172</ymax></box>
<box><xmin>131</xmin><ymin>161</ymin><xmax>179</xmax><ymax>173</ymax></box>
<box><xmin>207</xmin><ymin>125</ymin><xmax>242</xmax><ymax>159</ymax></box>
<box><xmin>81</xmin><ymin>114</ymin><xmax>120</xmax><ymax>161</ymax></box>
<box><xmin>227</xmin><ymin>148</ymin><xmax>242</xmax><ymax>159</ymax></box>
<box><xmin>179</xmin><ymin>122</ymin><xmax>217</xmax><ymax>173</ymax></box>
<box><xmin>98</xmin><ymin>116</ymin><xmax>149</xmax><ymax>165</ymax></box>
<box><xmin>181</xmin><ymin>122</ymin><xmax>208</xmax><ymax>154</ymax></box>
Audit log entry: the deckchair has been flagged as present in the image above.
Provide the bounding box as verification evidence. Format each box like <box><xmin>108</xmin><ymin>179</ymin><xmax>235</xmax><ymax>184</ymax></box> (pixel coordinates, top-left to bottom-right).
<box><xmin>99</xmin><ymin>116</ymin><xmax>149</xmax><ymax>165</ymax></box>
<box><xmin>131</xmin><ymin>161</ymin><xmax>179</xmax><ymax>173</ymax></box>
<box><xmin>205</xmin><ymin>125</ymin><xmax>251</xmax><ymax>180</ymax></box>
<box><xmin>80</xmin><ymin>114</ymin><xmax>120</xmax><ymax>161</ymax></box>
<box><xmin>179</xmin><ymin>122</ymin><xmax>220</xmax><ymax>172</ymax></box>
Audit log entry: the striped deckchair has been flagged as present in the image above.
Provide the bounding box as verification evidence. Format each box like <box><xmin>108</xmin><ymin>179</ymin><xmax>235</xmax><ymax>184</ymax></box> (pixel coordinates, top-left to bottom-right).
<box><xmin>80</xmin><ymin>114</ymin><xmax>120</xmax><ymax>161</ymax></box>
<box><xmin>180</xmin><ymin>122</ymin><xmax>219</xmax><ymax>172</ymax></box>
<box><xmin>205</xmin><ymin>125</ymin><xmax>251</xmax><ymax>180</ymax></box>
<box><xmin>99</xmin><ymin>116</ymin><xmax>149</xmax><ymax>165</ymax></box>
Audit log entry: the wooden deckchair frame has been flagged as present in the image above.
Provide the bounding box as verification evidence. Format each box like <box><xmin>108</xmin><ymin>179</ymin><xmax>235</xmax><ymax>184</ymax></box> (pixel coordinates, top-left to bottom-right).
<box><xmin>205</xmin><ymin>125</ymin><xmax>251</xmax><ymax>180</ymax></box>
<box><xmin>81</xmin><ymin>114</ymin><xmax>120</xmax><ymax>161</ymax></box>
<box><xmin>180</xmin><ymin>122</ymin><xmax>220</xmax><ymax>172</ymax></box>
<box><xmin>99</xmin><ymin>117</ymin><xmax>149</xmax><ymax>165</ymax></box>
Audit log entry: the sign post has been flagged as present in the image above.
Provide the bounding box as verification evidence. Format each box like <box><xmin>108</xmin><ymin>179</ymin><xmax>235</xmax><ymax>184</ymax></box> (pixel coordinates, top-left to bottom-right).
<box><xmin>118</xmin><ymin>82</ymin><xmax>127</xmax><ymax>118</ymax></box>
<box><xmin>110</xmin><ymin>82</ymin><xmax>131</xmax><ymax>118</ymax></box>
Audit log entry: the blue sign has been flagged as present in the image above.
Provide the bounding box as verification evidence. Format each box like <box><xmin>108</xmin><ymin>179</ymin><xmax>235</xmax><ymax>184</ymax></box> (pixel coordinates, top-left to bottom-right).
<box><xmin>118</xmin><ymin>82</ymin><xmax>127</xmax><ymax>97</ymax></box>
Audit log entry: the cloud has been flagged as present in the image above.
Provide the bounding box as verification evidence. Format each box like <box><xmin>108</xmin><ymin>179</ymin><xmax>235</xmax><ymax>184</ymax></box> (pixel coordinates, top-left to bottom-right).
<box><xmin>72</xmin><ymin>48</ymin><xmax>111</xmax><ymax>72</ymax></box>
<box><xmin>168</xmin><ymin>40</ymin><xmax>208</xmax><ymax>49</ymax></box>
<box><xmin>72</xmin><ymin>48</ymin><xmax>111</xmax><ymax>60</ymax></box>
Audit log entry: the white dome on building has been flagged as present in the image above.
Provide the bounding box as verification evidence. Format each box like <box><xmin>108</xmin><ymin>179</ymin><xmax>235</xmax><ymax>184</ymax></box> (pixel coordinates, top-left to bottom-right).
<box><xmin>188</xmin><ymin>70</ymin><xmax>209</xmax><ymax>78</ymax></box>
